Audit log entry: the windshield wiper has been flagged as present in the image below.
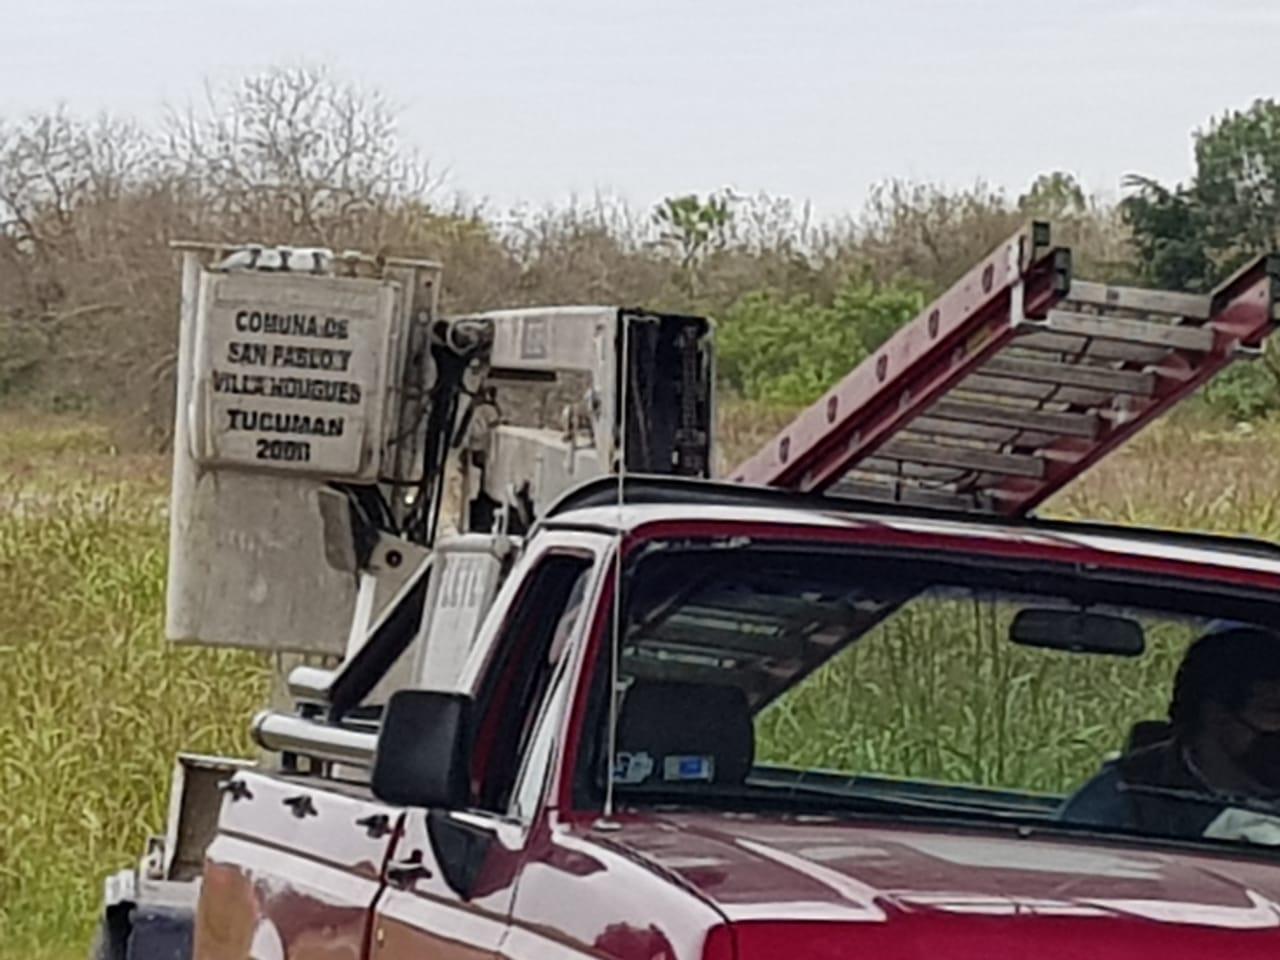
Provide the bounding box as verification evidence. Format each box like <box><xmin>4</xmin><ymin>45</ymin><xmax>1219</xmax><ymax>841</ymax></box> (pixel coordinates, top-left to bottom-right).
<box><xmin>748</xmin><ymin>777</ymin><xmax>1025</xmax><ymax>820</ymax></box>
<box><xmin>614</xmin><ymin>780</ymin><xmax>1015</xmax><ymax>823</ymax></box>
<box><xmin>1118</xmin><ymin>782</ymin><xmax>1280</xmax><ymax>815</ymax></box>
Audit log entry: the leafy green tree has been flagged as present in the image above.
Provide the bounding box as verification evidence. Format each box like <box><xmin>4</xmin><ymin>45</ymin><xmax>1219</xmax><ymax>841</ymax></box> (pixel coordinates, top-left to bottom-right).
<box><xmin>716</xmin><ymin>277</ymin><xmax>925</xmax><ymax>407</ymax></box>
<box><xmin>1120</xmin><ymin>175</ymin><xmax>1213</xmax><ymax>291</ymax></box>
<box><xmin>1194</xmin><ymin>100</ymin><xmax>1280</xmax><ymax>267</ymax></box>
<box><xmin>1018</xmin><ymin>171</ymin><xmax>1087</xmax><ymax>220</ymax></box>
<box><xmin>1123</xmin><ymin>99</ymin><xmax>1280</xmax><ymax>288</ymax></box>
<box><xmin>652</xmin><ymin>190</ymin><xmax>733</xmax><ymax>294</ymax></box>
<box><xmin>1121</xmin><ymin>100</ymin><xmax>1280</xmax><ymax>419</ymax></box>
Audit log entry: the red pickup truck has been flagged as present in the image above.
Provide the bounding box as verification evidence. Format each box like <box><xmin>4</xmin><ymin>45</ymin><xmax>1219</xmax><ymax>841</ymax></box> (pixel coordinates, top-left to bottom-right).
<box><xmin>194</xmin><ymin>477</ymin><xmax>1280</xmax><ymax>960</ymax></box>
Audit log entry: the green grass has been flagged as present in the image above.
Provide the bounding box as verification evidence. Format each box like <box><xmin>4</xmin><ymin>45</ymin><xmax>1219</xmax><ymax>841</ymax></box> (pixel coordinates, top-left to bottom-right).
<box><xmin>6</xmin><ymin>410</ymin><xmax>1280</xmax><ymax>957</ymax></box>
<box><xmin>756</xmin><ymin>600</ymin><xmax>1200</xmax><ymax>793</ymax></box>
<box><xmin>0</xmin><ymin>417</ymin><xmax>269</xmax><ymax>957</ymax></box>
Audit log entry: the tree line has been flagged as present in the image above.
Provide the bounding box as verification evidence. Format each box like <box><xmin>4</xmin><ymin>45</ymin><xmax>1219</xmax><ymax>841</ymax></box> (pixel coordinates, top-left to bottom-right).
<box><xmin>2</xmin><ymin>65</ymin><xmax>1279</xmax><ymax>436</ymax></box>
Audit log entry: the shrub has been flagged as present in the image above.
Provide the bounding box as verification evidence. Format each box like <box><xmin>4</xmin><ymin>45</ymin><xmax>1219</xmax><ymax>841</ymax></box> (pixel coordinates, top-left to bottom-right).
<box><xmin>715</xmin><ymin>277</ymin><xmax>925</xmax><ymax>407</ymax></box>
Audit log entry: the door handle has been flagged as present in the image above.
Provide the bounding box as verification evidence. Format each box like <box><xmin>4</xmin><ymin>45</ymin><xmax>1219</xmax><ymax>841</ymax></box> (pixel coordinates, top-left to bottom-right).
<box><xmin>218</xmin><ymin>778</ymin><xmax>252</xmax><ymax>802</ymax></box>
<box><xmin>282</xmin><ymin>794</ymin><xmax>318</xmax><ymax>819</ymax></box>
<box><xmin>356</xmin><ymin>813</ymin><xmax>392</xmax><ymax>838</ymax></box>
<box><xmin>386</xmin><ymin>851</ymin><xmax>433</xmax><ymax>887</ymax></box>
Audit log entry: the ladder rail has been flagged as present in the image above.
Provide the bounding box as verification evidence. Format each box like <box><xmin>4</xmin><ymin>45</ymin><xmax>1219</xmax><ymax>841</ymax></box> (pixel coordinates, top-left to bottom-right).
<box><xmin>729</xmin><ymin>221</ymin><xmax>1071</xmax><ymax>492</ymax></box>
<box><xmin>731</xmin><ymin>221</ymin><xmax>1279</xmax><ymax>517</ymax></box>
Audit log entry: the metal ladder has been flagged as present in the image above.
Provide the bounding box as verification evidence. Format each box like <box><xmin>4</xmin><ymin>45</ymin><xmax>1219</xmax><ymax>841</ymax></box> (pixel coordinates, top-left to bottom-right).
<box><xmin>730</xmin><ymin>222</ymin><xmax>1280</xmax><ymax>515</ymax></box>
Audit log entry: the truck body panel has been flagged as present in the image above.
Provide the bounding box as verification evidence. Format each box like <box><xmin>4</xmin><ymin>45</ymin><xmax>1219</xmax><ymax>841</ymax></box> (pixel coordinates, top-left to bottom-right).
<box><xmin>194</xmin><ymin>773</ymin><xmax>402</xmax><ymax>960</ymax></box>
<box><xmin>604</xmin><ymin>810</ymin><xmax>1280</xmax><ymax>923</ymax></box>
<box><xmin>502</xmin><ymin>817</ymin><xmax>729</xmax><ymax>960</ymax></box>
<box><xmin>369</xmin><ymin>811</ymin><xmax>522</xmax><ymax>960</ymax></box>
<box><xmin>499</xmin><ymin>811</ymin><xmax>1280</xmax><ymax>958</ymax></box>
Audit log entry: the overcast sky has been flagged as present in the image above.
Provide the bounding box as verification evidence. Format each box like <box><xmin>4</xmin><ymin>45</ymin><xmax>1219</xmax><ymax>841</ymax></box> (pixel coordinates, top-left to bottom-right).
<box><xmin>2</xmin><ymin>0</ymin><xmax>1277</xmax><ymax>218</ymax></box>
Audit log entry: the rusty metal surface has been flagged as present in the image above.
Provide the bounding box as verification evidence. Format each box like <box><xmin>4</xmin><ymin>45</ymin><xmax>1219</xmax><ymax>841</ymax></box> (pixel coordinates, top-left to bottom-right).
<box><xmin>165</xmin><ymin>754</ymin><xmax>251</xmax><ymax>883</ymax></box>
<box><xmin>194</xmin><ymin>770</ymin><xmax>402</xmax><ymax>960</ymax></box>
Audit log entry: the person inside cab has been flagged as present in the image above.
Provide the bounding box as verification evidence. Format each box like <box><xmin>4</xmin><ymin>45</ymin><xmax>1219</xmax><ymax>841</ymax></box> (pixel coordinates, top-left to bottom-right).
<box><xmin>1060</xmin><ymin>623</ymin><xmax>1280</xmax><ymax>841</ymax></box>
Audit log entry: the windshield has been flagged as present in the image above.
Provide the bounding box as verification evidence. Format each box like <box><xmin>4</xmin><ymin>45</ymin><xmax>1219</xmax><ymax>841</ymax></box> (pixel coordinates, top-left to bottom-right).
<box><xmin>591</xmin><ymin>539</ymin><xmax>1280</xmax><ymax>853</ymax></box>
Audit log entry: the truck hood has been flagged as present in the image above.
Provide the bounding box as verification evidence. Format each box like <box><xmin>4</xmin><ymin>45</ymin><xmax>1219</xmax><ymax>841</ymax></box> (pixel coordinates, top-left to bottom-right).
<box><xmin>602</xmin><ymin>812</ymin><xmax>1280</xmax><ymax>958</ymax></box>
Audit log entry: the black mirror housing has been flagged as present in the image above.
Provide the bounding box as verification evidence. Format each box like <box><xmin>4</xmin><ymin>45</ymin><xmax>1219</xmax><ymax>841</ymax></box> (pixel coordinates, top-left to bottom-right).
<box><xmin>1010</xmin><ymin>608</ymin><xmax>1145</xmax><ymax>657</ymax></box>
<box><xmin>371</xmin><ymin>690</ymin><xmax>472</xmax><ymax>808</ymax></box>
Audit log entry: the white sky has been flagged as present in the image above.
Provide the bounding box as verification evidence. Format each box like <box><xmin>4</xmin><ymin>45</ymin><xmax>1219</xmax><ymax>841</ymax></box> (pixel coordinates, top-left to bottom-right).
<box><xmin>2</xmin><ymin>0</ymin><xmax>1278</xmax><ymax>218</ymax></box>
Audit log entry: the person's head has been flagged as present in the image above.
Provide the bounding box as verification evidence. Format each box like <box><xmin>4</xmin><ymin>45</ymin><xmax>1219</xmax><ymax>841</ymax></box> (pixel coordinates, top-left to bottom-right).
<box><xmin>1169</xmin><ymin>623</ymin><xmax>1280</xmax><ymax>791</ymax></box>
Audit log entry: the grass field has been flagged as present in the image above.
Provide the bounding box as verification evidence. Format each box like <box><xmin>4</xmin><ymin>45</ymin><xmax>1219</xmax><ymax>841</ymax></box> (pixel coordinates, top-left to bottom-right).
<box><xmin>0</xmin><ymin>418</ymin><xmax>268</xmax><ymax>958</ymax></box>
<box><xmin>5</xmin><ymin>409</ymin><xmax>1280</xmax><ymax>957</ymax></box>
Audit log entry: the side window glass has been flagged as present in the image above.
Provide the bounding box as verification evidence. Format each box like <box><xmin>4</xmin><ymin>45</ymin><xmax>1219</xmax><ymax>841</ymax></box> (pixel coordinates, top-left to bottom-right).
<box><xmin>510</xmin><ymin>654</ymin><xmax>574</xmax><ymax>821</ymax></box>
<box><xmin>472</xmin><ymin>555</ymin><xmax>593</xmax><ymax>812</ymax></box>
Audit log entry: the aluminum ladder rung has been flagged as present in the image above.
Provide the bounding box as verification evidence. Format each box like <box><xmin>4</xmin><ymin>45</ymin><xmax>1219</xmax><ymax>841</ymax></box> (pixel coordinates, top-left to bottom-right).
<box><xmin>832</xmin><ymin>475</ymin><xmax>993</xmax><ymax>512</ymax></box>
<box><xmin>860</xmin><ymin>457</ymin><xmax>966</xmax><ymax>481</ymax></box>
<box><xmin>905</xmin><ymin>417</ymin><xmax>1057</xmax><ymax>448</ymax></box>
<box><xmin>1065</xmin><ymin>281</ymin><xmax>1211</xmax><ymax>320</ymax></box>
<box><xmin>1040</xmin><ymin>309</ymin><xmax>1216</xmax><ymax>352</ymax></box>
<box><xmin>1014</xmin><ymin>330</ymin><xmax>1168</xmax><ymax>365</ymax></box>
<box><xmin>979</xmin><ymin>355</ymin><xmax>1156</xmax><ymax>396</ymax></box>
<box><xmin>956</xmin><ymin>377</ymin><xmax>1113</xmax><ymax>408</ymax></box>
<box><xmin>878</xmin><ymin>438</ymin><xmax>1045</xmax><ymax>479</ymax></box>
<box><xmin>926</xmin><ymin>397</ymin><xmax>1099</xmax><ymax>439</ymax></box>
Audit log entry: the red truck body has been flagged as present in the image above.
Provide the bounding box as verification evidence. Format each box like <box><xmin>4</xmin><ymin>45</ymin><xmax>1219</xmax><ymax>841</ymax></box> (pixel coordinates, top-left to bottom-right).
<box><xmin>193</xmin><ymin>494</ymin><xmax>1280</xmax><ymax>960</ymax></box>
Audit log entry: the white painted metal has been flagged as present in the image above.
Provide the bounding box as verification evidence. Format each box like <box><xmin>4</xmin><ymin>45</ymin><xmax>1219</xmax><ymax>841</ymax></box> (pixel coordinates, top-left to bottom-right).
<box><xmin>166</xmin><ymin>243</ymin><xmax>434</xmax><ymax>655</ymax></box>
<box><xmin>478</xmin><ymin>424</ymin><xmax>605</xmax><ymax>521</ymax></box>
<box><xmin>404</xmin><ymin>535</ymin><xmax>510</xmax><ymax>693</ymax></box>
<box><xmin>190</xmin><ymin>270</ymin><xmax>398</xmax><ymax>481</ymax></box>
<box><xmin>460</xmin><ymin>305</ymin><xmax>624</xmax><ymax>472</ymax></box>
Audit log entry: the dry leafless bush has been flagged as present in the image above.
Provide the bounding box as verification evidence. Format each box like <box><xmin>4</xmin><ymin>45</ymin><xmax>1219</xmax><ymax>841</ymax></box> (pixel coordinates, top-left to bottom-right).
<box><xmin>0</xmin><ymin>66</ymin><xmax>1136</xmax><ymax>445</ymax></box>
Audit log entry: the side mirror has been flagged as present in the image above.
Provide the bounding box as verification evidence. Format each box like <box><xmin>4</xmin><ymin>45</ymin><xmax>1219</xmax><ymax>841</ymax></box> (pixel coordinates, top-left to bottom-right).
<box><xmin>371</xmin><ymin>690</ymin><xmax>472</xmax><ymax>808</ymax></box>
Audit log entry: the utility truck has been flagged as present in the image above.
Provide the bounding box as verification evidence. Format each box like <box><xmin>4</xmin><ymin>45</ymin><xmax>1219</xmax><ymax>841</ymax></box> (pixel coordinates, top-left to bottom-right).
<box><xmin>95</xmin><ymin>226</ymin><xmax>1280</xmax><ymax>959</ymax></box>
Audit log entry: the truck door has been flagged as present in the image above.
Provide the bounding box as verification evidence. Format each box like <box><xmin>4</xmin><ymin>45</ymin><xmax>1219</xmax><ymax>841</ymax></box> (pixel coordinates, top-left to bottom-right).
<box><xmin>369</xmin><ymin>551</ymin><xmax>596</xmax><ymax>959</ymax></box>
<box><xmin>195</xmin><ymin>775</ymin><xmax>403</xmax><ymax>960</ymax></box>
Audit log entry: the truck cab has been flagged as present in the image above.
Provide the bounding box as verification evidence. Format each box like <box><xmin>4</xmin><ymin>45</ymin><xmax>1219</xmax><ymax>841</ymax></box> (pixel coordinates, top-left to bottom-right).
<box><xmin>196</xmin><ymin>478</ymin><xmax>1280</xmax><ymax>960</ymax></box>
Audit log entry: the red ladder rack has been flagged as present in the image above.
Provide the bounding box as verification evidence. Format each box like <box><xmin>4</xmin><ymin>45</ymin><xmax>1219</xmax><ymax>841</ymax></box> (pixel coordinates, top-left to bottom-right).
<box><xmin>730</xmin><ymin>222</ymin><xmax>1279</xmax><ymax>515</ymax></box>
